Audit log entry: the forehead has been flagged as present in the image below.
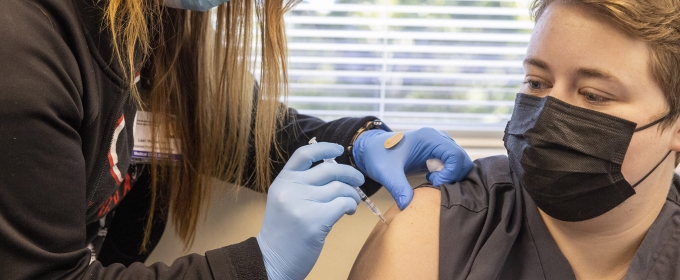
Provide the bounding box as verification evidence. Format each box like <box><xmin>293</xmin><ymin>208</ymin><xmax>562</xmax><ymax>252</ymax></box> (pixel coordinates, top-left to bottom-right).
<box><xmin>526</xmin><ymin>3</ymin><xmax>652</xmax><ymax>88</ymax></box>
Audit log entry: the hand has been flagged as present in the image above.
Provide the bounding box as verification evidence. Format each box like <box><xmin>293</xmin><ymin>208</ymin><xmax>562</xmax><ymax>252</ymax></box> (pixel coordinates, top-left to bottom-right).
<box><xmin>257</xmin><ymin>142</ymin><xmax>363</xmax><ymax>280</ymax></box>
<box><xmin>353</xmin><ymin>127</ymin><xmax>473</xmax><ymax>210</ymax></box>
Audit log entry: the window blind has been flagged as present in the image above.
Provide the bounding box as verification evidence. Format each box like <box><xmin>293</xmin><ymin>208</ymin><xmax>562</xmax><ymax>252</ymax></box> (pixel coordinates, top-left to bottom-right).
<box><xmin>283</xmin><ymin>0</ymin><xmax>533</xmax><ymax>133</ymax></box>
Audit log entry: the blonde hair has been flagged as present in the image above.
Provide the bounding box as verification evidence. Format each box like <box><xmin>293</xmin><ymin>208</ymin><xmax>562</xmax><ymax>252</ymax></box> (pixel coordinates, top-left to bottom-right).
<box><xmin>530</xmin><ymin>0</ymin><xmax>680</xmax><ymax>163</ymax></box>
<box><xmin>104</xmin><ymin>0</ymin><xmax>299</xmax><ymax>249</ymax></box>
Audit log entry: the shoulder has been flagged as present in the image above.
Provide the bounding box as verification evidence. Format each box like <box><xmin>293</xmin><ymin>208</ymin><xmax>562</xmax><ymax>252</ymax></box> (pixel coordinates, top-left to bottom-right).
<box><xmin>0</xmin><ymin>0</ymin><xmax>89</xmax><ymax>117</ymax></box>
<box><xmin>349</xmin><ymin>187</ymin><xmax>441</xmax><ymax>279</ymax></box>
<box><xmin>667</xmin><ymin>174</ymin><xmax>680</xmax><ymax>206</ymax></box>
<box><xmin>438</xmin><ymin>154</ymin><xmax>522</xmax><ymax>241</ymax></box>
<box><xmin>440</xmin><ymin>155</ymin><xmax>514</xmax><ymax>213</ymax></box>
<box><xmin>626</xmin><ymin>174</ymin><xmax>680</xmax><ymax>278</ymax></box>
<box><xmin>0</xmin><ymin>1</ymin><xmax>81</xmax><ymax>43</ymax></box>
<box><xmin>348</xmin><ymin>155</ymin><xmax>524</xmax><ymax>279</ymax></box>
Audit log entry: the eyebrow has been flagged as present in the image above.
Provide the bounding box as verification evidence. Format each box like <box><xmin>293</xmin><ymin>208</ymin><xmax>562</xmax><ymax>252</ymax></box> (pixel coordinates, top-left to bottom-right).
<box><xmin>573</xmin><ymin>68</ymin><xmax>625</xmax><ymax>87</ymax></box>
<box><xmin>523</xmin><ymin>57</ymin><xmax>550</xmax><ymax>71</ymax></box>
<box><xmin>523</xmin><ymin>57</ymin><xmax>626</xmax><ymax>87</ymax></box>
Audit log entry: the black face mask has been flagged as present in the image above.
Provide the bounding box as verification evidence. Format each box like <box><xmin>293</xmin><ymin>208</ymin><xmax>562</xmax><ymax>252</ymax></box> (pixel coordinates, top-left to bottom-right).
<box><xmin>504</xmin><ymin>93</ymin><xmax>671</xmax><ymax>222</ymax></box>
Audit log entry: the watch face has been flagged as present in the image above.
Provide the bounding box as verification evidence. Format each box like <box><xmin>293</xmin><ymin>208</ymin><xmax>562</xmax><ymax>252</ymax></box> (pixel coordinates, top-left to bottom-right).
<box><xmin>373</xmin><ymin>120</ymin><xmax>388</xmax><ymax>132</ymax></box>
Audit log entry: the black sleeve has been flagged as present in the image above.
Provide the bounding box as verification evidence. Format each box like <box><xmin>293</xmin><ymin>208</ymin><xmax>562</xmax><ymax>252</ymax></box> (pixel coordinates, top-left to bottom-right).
<box><xmin>245</xmin><ymin>108</ymin><xmax>386</xmax><ymax>197</ymax></box>
<box><xmin>0</xmin><ymin>1</ymin><xmax>264</xmax><ymax>278</ymax></box>
<box><xmin>437</xmin><ymin>155</ymin><xmax>525</xmax><ymax>279</ymax></box>
<box><xmin>97</xmin><ymin>167</ymin><xmax>267</xmax><ymax>280</ymax></box>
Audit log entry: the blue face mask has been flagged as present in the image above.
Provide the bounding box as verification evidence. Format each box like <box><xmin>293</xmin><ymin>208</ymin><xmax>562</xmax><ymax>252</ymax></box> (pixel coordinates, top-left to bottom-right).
<box><xmin>164</xmin><ymin>0</ymin><xmax>230</xmax><ymax>12</ymax></box>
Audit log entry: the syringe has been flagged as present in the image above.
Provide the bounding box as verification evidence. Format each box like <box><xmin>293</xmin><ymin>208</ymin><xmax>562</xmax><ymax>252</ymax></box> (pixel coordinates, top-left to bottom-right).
<box><xmin>308</xmin><ymin>137</ymin><xmax>388</xmax><ymax>224</ymax></box>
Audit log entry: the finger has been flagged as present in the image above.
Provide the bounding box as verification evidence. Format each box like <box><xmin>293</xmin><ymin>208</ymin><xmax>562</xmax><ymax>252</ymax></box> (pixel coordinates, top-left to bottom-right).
<box><xmin>429</xmin><ymin>144</ymin><xmax>473</xmax><ymax>185</ymax></box>
<box><xmin>308</xmin><ymin>181</ymin><xmax>361</xmax><ymax>204</ymax></box>
<box><xmin>429</xmin><ymin>155</ymin><xmax>470</xmax><ymax>184</ymax></box>
<box><xmin>322</xmin><ymin>197</ymin><xmax>361</xmax><ymax>229</ymax></box>
<box><xmin>284</xmin><ymin>142</ymin><xmax>344</xmax><ymax>171</ymax></box>
<box><xmin>300</xmin><ymin>162</ymin><xmax>365</xmax><ymax>187</ymax></box>
<box><xmin>437</xmin><ymin>130</ymin><xmax>455</xmax><ymax>142</ymax></box>
<box><xmin>382</xmin><ymin>171</ymin><xmax>414</xmax><ymax>210</ymax></box>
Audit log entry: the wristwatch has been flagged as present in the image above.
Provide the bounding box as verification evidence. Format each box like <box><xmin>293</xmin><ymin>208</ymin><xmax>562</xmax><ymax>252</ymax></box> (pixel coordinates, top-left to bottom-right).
<box><xmin>347</xmin><ymin>119</ymin><xmax>389</xmax><ymax>169</ymax></box>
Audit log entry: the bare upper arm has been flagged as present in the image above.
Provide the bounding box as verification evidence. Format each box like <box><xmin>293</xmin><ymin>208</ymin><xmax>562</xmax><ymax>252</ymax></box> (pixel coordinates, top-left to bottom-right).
<box><xmin>348</xmin><ymin>187</ymin><xmax>441</xmax><ymax>280</ymax></box>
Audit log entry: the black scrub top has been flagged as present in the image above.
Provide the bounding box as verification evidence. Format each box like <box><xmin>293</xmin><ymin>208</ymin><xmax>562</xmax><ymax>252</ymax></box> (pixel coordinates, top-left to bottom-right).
<box><xmin>436</xmin><ymin>155</ymin><xmax>680</xmax><ymax>280</ymax></box>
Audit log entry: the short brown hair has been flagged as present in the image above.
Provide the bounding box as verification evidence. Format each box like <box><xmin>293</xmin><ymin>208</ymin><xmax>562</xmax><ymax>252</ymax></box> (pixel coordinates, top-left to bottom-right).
<box><xmin>530</xmin><ymin>0</ymin><xmax>680</xmax><ymax>164</ymax></box>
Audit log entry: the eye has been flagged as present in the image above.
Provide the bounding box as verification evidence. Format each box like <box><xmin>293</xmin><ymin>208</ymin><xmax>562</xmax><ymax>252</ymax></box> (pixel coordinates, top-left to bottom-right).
<box><xmin>522</xmin><ymin>77</ymin><xmax>550</xmax><ymax>92</ymax></box>
<box><xmin>579</xmin><ymin>91</ymin><xmax>610</xmax><ymax>104</ymax></box>
<box><xmin>528</xmin><ymin>80</ymin><xmax>543</xmax><ymax>89</ymax></box>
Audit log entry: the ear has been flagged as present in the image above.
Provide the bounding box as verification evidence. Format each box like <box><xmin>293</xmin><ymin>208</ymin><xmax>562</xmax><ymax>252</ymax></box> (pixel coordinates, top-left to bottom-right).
<box><xmin>668</xmin><ymin>115</ymin><xmax>680</xmax><ymax>153</ymax></box>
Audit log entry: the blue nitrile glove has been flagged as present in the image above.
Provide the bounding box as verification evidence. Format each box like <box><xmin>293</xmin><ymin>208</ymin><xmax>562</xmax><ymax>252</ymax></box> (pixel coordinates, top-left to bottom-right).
<box><xmin>353</xmin><ymin>127</ymin><xmax>473</xmax><ymax>210</ymax></box>
<box><xmin>257</xmin><ymin>142</ymin><xmax>363</xmax><ymax>280</ymax></box>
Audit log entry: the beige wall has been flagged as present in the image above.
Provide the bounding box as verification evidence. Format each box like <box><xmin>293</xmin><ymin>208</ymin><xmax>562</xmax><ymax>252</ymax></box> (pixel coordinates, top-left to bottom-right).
<box><xmin>145</xmin><ymin>148</ymin><xmax>504</xmax><ymax>279</ymax></box>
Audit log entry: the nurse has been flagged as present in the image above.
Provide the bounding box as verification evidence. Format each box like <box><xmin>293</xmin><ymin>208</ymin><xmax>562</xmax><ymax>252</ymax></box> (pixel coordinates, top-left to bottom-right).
<box><xmin>0</xmin><ymin>0</ymin><xmax>473</xmax><ymax>279</ymax></box>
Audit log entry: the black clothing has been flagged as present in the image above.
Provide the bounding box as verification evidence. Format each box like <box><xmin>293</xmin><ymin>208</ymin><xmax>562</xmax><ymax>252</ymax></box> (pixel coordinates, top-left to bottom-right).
<box><xmin>0</xmin><ymin>0</ymin><xmax>382</xmax><ymax>278</ymax></box>
<box><xmin>95</xmin><ymin>166</ymin><xmax>167</xmax><ymax>267</ymax></box>
<box><xmin>437</xmin><ymin>155</ymin><xmax>680</xmax><ymax>279</ymax></box>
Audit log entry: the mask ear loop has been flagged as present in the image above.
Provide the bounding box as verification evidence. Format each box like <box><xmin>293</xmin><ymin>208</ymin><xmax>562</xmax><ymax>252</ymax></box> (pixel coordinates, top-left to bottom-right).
<box><xmin>630</xmin><ymin>113</ymin><xmax>673</xmax><ymax>187</ymax></box>
<box><xmin>634</xmin><ymin>114</ymin><xmax>669</xmax><ymax>132</ymax></box>
<box><xmin>631</xmin><ymin>150</ymin><xmax>672</xmax><ymax>188</ymax></box>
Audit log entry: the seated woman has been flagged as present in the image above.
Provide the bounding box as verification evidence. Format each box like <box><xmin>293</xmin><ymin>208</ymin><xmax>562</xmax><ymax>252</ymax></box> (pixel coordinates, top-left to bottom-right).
<box><xmin>349</xmin><ymin>0</ymin><xmax>680</xmax><ymax>279</ymax></box>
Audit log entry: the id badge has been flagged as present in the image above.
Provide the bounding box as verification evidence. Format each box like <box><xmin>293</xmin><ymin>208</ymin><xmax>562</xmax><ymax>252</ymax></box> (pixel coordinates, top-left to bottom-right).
<box><xmin>132</xmin><ymin>111</ymin><xmax>182</xmax><ymax>162</ymax></box>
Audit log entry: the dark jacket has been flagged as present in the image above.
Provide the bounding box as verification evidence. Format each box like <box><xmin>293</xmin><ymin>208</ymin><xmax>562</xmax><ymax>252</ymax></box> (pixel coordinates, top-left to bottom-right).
<box><xmin>437</xmin><ymin>155</ymin><xmax>680</xmax><ymax>279</ymax></box>
<box><xmin>0</xmin><ymin>0</ymin><xmax>382</xmax><ymax>278</ymax></box>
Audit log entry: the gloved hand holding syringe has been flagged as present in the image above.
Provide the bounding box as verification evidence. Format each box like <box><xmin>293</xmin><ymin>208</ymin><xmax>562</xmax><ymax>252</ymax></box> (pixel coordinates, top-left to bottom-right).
<box><xmin>308</xmin><ymin>137</ymin><xmax>388</xmax><ymax>224</ymax></box>
<box><xmin>308</xmin><ymin>137</ymin><xmax>446</xmax><ymax>225</ymax></box>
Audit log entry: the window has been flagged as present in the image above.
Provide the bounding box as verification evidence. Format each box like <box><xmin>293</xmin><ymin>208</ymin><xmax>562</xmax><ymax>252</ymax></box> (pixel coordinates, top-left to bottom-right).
<box><xmin>284</xmin><ymin>0</ymin><xmax>533</xmax><ymax>141</ymax></box>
